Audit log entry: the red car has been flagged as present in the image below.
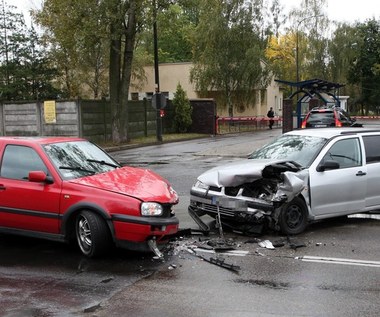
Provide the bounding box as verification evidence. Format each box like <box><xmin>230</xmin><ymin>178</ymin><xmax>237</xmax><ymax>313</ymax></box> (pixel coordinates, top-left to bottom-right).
<box><xmin>0</xmin><ymin>137</ymin><xmax>179</xmax><ymax>257</ymax></box>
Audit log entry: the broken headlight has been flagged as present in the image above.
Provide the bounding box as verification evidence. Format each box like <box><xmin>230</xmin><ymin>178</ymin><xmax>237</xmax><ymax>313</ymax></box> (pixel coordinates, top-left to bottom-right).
<box><xmin>141</xmin><ymin>202</ymin><xmax>163</xmax><ymax>216</ymax></box>
<box><xmin>194</xmin><ymin>180</ymin><xmax>209</xmax><ymax>190</ymax></box>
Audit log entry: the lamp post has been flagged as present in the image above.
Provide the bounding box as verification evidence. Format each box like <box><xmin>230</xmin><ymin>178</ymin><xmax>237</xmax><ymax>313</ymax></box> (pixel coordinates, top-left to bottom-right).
<box><xmin>153</xmin><ymin>0</ymin><xmax>163</xmax><ymax>142</ymax></box>
<box><xmin>295</xmin><ymin>14</ymin><xmax>322</xmax><ymax>127</ymax></box>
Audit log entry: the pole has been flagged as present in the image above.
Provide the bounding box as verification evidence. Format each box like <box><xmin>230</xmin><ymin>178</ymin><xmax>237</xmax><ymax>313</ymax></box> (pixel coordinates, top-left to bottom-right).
<box><xmin>295</xmin><ymin>14</ymin><xmax>322</xmax><ymax>128</ymax></box>
<box><xmin>153</xmin><ymin>0</ymin><xmax>162</xmax><ymax>142</ymax></box>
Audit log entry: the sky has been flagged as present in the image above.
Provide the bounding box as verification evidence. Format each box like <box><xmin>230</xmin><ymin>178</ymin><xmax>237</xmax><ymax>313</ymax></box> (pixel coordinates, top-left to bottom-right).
<box><xmin>285</xmin><ymin>0</ymin><xmax>380</xmax><ymax>23</ymax></box>
<box><xmin>7</xmin><ymin>0</ymin><xmax>380</xmax><ymax>25</ymax></box>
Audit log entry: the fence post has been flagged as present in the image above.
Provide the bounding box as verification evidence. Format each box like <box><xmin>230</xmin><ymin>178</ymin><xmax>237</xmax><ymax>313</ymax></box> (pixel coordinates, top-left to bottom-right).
<box><xmin>77</xmin><ymin>98</ymin><xmax>83</xmax><ymax>138</ymax></box>
<box><xmin>144</xmin><ymin>98</ymin><xmax>148</xmax><ymax>137</ymax></box>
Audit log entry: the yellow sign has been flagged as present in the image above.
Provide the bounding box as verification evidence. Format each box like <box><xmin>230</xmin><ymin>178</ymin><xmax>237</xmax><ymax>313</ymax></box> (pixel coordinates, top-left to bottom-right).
<box><xmin>44</xmin><ymin>100</ymin><xmax>56</xmax><ymax>123</ymax></box>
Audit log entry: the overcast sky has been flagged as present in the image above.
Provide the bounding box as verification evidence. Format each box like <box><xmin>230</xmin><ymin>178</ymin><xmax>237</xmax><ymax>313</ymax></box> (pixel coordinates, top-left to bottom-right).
<box><xmin>285</xmin><ymin>0</ymin><xmax>380</xmax><ymax>22</ymax></box>
<box><xmin>8</xmin><ymin>0</ymin><xmax>380</xmax><ymax>25</ymax></box>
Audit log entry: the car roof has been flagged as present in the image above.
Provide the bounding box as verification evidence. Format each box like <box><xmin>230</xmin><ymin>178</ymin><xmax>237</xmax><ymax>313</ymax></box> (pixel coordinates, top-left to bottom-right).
<box><xmin>285</xmin><ymin>127</ymin><xmax>380</xmax><ymax>139</ymax></box>
<box><xmin>0</xmin><ymin>136</ymin><xmax>86</xmax><ymax>145</ymax></box>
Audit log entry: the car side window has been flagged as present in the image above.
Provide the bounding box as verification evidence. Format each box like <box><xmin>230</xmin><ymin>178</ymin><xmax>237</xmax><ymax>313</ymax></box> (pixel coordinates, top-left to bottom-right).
<box><xmin>323</xmin><ymin>138</ymin><xmax>362</xmax><ymax>169</ymax></box>
<box><xmin>363</xmin><ymin>135</ymin><xmax>380</xmax><ymax>163</ymax></box>
<box><xmin>0</xmin><ymin>145</ymin><xmax>48</xmax><ymax>180</ymax></box>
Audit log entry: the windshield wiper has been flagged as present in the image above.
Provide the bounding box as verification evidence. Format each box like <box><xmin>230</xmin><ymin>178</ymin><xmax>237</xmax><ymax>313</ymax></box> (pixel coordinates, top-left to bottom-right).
<box><xmin>86</xmin><ymin>159</ymin><xmax>119</xmax><ymax>168</ymax></box>
<box><xmin>59</xmin><ymin>166</ymin><xmax>96</xmax><ymax>175</ymax></box>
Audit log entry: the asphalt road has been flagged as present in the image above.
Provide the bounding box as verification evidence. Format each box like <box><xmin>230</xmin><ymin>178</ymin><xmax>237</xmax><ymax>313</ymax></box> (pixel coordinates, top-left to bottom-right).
<box><xmin>1</xmin><ymin>126</ymin><xmax>379</xmax><ymax>317</ymax></box>
<box><xmin>97</xmin><ymin>126</ymin><xmax>380</xmax><ymax>317</ymax></box>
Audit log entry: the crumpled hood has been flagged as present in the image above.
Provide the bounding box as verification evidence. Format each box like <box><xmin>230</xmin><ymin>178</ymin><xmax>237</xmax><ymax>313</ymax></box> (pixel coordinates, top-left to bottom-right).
<box><xmin>198</xmin><ymin>159</ymin><xmax>279</xmax><ymax>187</ymax></box>
<box><xmin>197</xmin><ymin>159</ymin><xmax>306</xmax><ymax>202</ymax></box>
<box><xmin>69</xmin><ymin>166</ymin><xmax>178</xmax><ymax>203</ymax></box>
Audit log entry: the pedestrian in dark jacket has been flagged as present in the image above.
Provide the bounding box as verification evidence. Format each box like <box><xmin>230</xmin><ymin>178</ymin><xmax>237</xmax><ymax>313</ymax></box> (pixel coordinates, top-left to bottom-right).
<box><xmin>267</xmin><ymin>107</ymin><xmax>274</xmax><ymax>129</ymax></box>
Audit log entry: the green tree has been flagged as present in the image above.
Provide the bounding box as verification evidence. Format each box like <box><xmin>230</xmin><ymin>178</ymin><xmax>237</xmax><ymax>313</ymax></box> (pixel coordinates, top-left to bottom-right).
<box><xmin>348</xmin><ymin>19</ymin><xmax>380</xmax><ymax>115</ymax></box>
<box><xmin>135</xmin><ymin>1</ymin><xmax>199</xmax><ymax>64</ymax></box>
<box><xmin>36</xmin><ymin>0</ymin><xmax>145</xmax><ymax>143</ymax></box>
<box><xmin>172</xmin><ymin>83</ymin><xmax>192</xmax><ymax>132</ymax></box>
<box><xmin>34</xmin><ymin>0</ymin><xmax>109</xmax><ymax>99</ymax></box>
<box><xmin>190</xmin><ymin>0</ymin><xmax>270</xmax><ymax>117</ymax></box>
<box><xmin>288</xmin><ymin>0</ymin><xmax>329</xmax><ymax>80</ymax></box>
<box><xmin>0</xmin><ymin>2</ymin><xmax>60</xmax><ymax>101</ymax></box>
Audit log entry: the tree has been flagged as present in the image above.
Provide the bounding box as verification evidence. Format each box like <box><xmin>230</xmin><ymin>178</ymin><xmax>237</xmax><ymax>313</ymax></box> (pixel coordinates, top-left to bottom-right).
<box><xmin>35</xmin><ymin>0</ymin><xmax>145</xmax><ymax>143</ymax></box>
<box><xmin>172</xmin><ymin>83</ymin><xmax>192</xmax><ymax>133</ymax></box>
<box><xmin>0</xmin><ymin>2</ymin><xmax>61</xmax><ymax>101</ymax></box>
<box><xmin>348</xmin><ymin>19</ymin><xmax>380</xmax><ymax>115</ymax></box>
<box><xmin>265</xmin><ymin>32</ymin><xmax>297</xmax><ymax>95</ymax></box>
<box><xmin>134</xmin><ymin>1</ymin><xmax>199</xmax><ymax>65</ymax></box>
<box><xmin>288</xmin><ymin>0</ymin><xmax>329</xmax><ymax>80</ymax></box>
<box><xmin>34</xmin><ymin>0</ymin><xmax>110</xmax><ymax>99</ymax></box>
<box><xmin>190</xmin><ymin>0</ymin><xmax>270</xmax><ymax>117</ymax></box>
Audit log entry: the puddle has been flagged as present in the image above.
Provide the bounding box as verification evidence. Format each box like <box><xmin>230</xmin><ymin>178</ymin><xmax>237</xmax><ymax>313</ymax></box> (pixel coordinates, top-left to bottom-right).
<box><xmin>234</xmin><ymin>278</ymin><xmax>289</xmax><ymax>289</ymax></box>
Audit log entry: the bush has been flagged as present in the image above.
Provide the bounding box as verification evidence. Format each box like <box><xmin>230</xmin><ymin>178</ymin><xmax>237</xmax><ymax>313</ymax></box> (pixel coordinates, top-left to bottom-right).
<box><xmin>172</xmin><ymin>83</ymin><xmax>192</xmax><ymax>133</ymax></box>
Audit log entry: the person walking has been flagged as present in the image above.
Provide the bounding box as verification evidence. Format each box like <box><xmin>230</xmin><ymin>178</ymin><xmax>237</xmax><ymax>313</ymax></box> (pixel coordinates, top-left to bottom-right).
<box><xmin>267</xmin><ymin>107</ymin><xmax>275</xmax><ymax>129</ymax></box>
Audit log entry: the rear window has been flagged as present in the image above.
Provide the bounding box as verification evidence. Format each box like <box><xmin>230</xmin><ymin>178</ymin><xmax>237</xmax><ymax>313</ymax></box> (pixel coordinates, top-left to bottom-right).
<box><xmin>307</xmin><ymin>112</ymin><xmax>334</xmax><ymax>121</ymax></box>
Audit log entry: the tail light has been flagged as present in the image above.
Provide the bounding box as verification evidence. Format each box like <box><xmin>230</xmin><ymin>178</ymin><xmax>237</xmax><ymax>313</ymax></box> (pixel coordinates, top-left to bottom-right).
<box><xmin>301</xmin><ymin>120</ymin><xmax>307</xmax><ymax>128</ymax></box>
<box><xmin>335</xmin><ymin>118</ymin><xmax>342</xmax><ymax>127</ymax></box>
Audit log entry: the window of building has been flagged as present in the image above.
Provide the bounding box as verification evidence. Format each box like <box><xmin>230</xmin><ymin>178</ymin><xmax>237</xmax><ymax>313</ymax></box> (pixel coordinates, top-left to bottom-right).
<box><xmin>131</xmin><ymin>92</ymin><xmax>139</xmax><ymax>101</ymax></box>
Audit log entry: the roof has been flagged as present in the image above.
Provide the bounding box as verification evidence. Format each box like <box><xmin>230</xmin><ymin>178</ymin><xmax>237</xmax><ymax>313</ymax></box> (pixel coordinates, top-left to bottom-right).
<box><xmin>275</xmin><ymin>79</ymin><xmax>345</xmax><ymax>92</ymax></box>
<box><xmin>285</xmin><ymin>127</ymin><xmax>380</xmax><ymax>139</ymax></box>
<box><xmin>0</xmin><ymin>136</ymin><xmax>85</xmax><ymax>145</ymax></box>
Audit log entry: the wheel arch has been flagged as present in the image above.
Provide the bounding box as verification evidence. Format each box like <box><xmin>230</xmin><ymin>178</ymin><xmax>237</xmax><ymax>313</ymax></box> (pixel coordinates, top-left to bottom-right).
<box><xmin>61</xmin><ymin>202</ymin><xmax>115</xmax><ymax>243</ymax></box>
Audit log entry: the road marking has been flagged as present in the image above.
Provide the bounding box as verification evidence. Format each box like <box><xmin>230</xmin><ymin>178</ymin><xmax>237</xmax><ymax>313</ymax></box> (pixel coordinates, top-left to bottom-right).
<box><xmin>297</xmin><ymin>256</ymin><xmax>380</xmax><ymax>268</ymax></box>
<box><xmin>193</xmin><ymin>248</ymin><xmax>249</xmax><ymax>256</ymax></box>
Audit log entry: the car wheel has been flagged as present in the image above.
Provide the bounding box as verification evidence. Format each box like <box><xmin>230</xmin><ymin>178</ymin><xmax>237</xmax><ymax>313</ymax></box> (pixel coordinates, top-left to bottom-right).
<box><xmin>76</xmin><ymin>210</ymin><xmax>111</xmax><ymax>257</ymax></box>
<box><xmin>278</xmin><ymin>197</ymin><xmax>308</xmax><ymax>235</ymax></box>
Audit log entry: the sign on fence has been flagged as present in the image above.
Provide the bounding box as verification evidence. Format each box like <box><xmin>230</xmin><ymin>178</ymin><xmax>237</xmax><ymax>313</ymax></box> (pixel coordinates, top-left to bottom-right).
<box><xmin>44</xmin><ymin>100</ymin><xmax>57</xmax><ymax>124</ymax></box>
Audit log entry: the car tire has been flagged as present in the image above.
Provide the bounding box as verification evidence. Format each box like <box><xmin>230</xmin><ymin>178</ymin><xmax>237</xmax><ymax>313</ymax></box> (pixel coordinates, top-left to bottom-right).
<box><xmin>76</xmin><ymin>210</ymin><xmax>111</xmax><ymax>257</ymax></box>
<box><xmin>278</xmin><ymin>197</ymin><xmax>308</xmax><ymax>235</ymax></box>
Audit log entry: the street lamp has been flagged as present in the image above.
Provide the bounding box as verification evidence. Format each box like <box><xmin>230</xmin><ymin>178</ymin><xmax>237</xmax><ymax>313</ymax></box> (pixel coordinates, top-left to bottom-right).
<box><xmin>295</xmin><ymin>14</ymin><xmax>322</xmax><ymax>83</ymax></box>
<box><xmin>153</xmin><ymin>0</ymin><xmax>162</xmax><ymax>142</ymax></box>
<box><xmin>295</xmin><ymin>14</ymin><xmax>322</xmax><ymax>127</ymax></box>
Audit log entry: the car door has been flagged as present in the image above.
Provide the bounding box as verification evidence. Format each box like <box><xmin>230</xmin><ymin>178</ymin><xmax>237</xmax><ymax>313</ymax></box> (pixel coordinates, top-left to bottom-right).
<box><xmin>308</xmin><ymin>137</ymin><xmax>366</xmax><ymax>217</ymax></box>
<box><xmin>0</xmin><ymin>144</ymin><xmax>62</xmax><ymax>233</ymax></box>
<box><xmin>362</xmin><ymin>134</ymin><xmax>380</xmax><ymax>207</ymax></box>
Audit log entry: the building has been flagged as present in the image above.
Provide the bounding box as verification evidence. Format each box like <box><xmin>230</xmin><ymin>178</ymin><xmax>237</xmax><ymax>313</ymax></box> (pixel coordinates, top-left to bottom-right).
<box><xmin>129</xmin><ymin>62</ymin><xmax>283</xmax><ymax>117</ymax></box>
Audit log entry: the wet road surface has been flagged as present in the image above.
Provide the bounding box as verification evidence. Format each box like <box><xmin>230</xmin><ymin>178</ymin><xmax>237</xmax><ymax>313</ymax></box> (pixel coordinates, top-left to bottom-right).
<box><xmin>1</xmin><ymin>127</ymin><xmax>380</xmax><ymax>316</ymax></box>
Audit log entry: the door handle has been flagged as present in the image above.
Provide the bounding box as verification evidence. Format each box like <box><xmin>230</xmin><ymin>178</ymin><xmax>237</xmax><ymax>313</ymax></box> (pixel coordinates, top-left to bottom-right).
<box><xmin>356</xmin><ymin>171</ymin><xmax>366</xmax><ymax>176</ymax></box>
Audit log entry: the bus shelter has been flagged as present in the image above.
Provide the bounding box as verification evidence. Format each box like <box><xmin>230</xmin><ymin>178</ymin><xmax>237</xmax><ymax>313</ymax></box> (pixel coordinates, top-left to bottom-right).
<box><xmin>275</xmin><ymin>78</ymin><xmax>345</xmax><ymax>128</ymax></box>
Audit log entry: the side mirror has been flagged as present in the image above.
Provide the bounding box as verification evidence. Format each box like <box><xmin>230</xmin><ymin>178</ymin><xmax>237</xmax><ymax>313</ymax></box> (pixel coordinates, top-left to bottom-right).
<box><xmin>316</xmin><ymin>160</ymin><xmax>340</xmax><ymax>172</ymax></box>
<box><xmin>28</xmin><ymin>171</ymin><xmax>54</xmax><ymax>184</ymax></box>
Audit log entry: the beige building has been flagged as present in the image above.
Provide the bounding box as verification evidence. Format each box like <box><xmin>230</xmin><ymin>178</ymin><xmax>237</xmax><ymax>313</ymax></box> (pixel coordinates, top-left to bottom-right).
<box><xmin>129</xmin><ymin>62</ymin><xmax>283</xmax><ymax>117</ymax></box>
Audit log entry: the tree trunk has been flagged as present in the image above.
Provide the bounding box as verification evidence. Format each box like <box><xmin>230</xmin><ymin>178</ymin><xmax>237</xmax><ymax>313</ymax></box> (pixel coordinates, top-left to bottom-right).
<box><xmin>109</xmin><ymin>17</ymin><xmax>122</xmax><ymax>143</ymax></box>
<box><xmin>119</xmin><ymin>1</ymin><xmax>137</xmax><ymax>142</ymax></box>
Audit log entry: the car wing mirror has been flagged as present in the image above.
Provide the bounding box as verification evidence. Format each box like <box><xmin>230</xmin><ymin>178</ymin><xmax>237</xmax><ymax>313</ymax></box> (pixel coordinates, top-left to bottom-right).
<box><xmin>316</xmin><ymin>160</ymin><xmax>340</xmax><ymax>172</ymax></box>
<box><xmin>28</xmin><ymin>171</ymin><xmax>54</xmax><ymax>184</ymax></box>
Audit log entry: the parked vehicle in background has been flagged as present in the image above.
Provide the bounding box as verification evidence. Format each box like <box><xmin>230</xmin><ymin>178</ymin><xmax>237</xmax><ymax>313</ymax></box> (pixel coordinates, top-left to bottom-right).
<box><xmin>0</xmin><ymin>137</ymin><xmax>179</xmax><ymax>257</ymax></box>
<box><xmin>189</xmin><ymin>128</ymin><xmax>380</xmax><ymax>235</ymax></box>
<box><xmin>301</xmin><ymin>106</ymin><xmax>362</xmax><ymax>128</ymax></box>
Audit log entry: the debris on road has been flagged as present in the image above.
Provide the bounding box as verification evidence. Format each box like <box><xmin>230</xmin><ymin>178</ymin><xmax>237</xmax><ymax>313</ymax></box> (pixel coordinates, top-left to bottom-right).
<box><xmin>198</xmin><ymin>255</ymin><xmax>241</xmax><ymax>273</ymax></box>
<box><xmin>258</xmin><ymin>240</ymin><xmax>275</xmax><ymax>249</ymax></box>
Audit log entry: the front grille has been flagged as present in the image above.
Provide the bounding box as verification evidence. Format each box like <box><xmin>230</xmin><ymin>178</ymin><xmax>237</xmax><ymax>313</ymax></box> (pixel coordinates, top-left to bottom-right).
<box><xmin>199</xmin><ymin>203</ymin><xmax>235</xmax><ymax>218</ymax></box>
<box><xmin>162</xmin><ymin>204</ymin><xmax>175</xmax><ymax>217</ymax></box>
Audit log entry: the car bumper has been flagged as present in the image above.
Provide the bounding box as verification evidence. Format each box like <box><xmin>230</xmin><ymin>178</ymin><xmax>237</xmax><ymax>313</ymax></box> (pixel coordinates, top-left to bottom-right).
<box><xmin>111</xmin><ymin>214</ymin><xmax>179</xmax><ymax>249</ymax></box>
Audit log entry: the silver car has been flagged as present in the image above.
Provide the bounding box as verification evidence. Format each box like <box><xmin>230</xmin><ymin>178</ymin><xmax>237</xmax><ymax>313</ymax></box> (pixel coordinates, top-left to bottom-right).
<box><xmin>189</xmin><ymin>128</ymin><xmax>380</xmax><ymax>235</ymax></box>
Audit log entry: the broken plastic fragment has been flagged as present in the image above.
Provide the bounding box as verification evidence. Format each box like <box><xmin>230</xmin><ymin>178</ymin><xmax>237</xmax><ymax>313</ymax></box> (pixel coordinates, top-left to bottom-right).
<box><xmin>258</xmin><ymin>240</ymin><xmax>275</xmax><ymax>249</ymax></box>
<box><xmin>148</xmin><ymin>239</ymin><xmax>164</xmax><ymax>258</ymax></box>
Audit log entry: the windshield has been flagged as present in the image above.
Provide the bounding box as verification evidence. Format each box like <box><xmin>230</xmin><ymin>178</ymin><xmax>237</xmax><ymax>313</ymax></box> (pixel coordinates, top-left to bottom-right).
<box><xmin>43</xmin><ymin>140</ymin><xmax>120</xmax><ymax>180</ymax></box>
<box><xmin>248</xmin><ymin>134</ymin><xmax>328</xmax><ymax>167</ymax></box>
